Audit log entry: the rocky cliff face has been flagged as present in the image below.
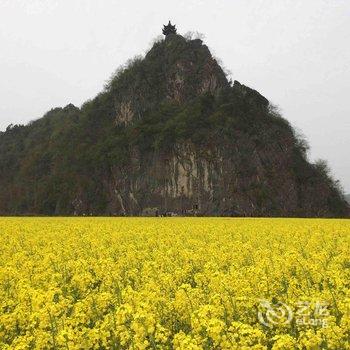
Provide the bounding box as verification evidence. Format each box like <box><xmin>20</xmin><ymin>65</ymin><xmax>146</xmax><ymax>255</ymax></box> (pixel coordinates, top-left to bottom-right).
<box><xmin>114</xmin><ymin>35</ymin><xmax>228</xmax><ymax>126</ymax></box>
<box><xmin>0</xmin><ymin>34</ymin><xmax>348</xmax><ymax>217</ymax></box>
<box><xmin>104</xmin><ymin>116</ymin><xmax>343</xmax><ymax>217</ymax></box>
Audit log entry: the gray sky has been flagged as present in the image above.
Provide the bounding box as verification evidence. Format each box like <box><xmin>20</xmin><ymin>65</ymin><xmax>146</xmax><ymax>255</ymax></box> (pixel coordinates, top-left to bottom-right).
<box><xmin>0</xmin><ymin>0</ymin><xmax>349</xmax><ymax>192</ymax></box>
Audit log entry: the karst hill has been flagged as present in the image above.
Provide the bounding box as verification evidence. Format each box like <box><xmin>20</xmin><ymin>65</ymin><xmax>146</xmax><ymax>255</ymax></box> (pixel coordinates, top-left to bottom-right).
<box><xmin>0</xmin><ymin>23</ymin><xmax>348</xmax><ymax>217</ymax></box>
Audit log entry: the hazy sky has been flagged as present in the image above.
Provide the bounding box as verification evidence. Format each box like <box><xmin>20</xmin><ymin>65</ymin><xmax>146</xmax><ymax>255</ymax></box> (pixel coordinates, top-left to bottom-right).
<box><xmin>0</xmin><ymin>0</ymin><xmax>349</xmax><ymax>192</ymax></box>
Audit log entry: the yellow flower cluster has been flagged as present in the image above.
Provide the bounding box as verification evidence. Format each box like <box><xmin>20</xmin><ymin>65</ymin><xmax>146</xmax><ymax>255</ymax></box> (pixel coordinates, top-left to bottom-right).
<box><xmin>0</xmin><ymin>217</ymin><xmax>349</xmax><ymax>349</ymax></box>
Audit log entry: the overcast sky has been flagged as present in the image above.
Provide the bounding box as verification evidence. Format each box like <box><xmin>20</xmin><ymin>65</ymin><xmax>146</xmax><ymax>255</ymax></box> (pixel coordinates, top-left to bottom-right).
<box><xmin>0</xmin><ymin>0</ymin><xmax>349</xmax><ymax>192</ymax></box>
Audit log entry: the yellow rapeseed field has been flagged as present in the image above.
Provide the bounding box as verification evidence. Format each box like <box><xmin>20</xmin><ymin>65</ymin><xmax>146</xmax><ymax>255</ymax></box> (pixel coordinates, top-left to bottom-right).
<box><xmin>0</xmin><ymin>217</ymin><xmax>349</xmax><ymax>349</ymax></box>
